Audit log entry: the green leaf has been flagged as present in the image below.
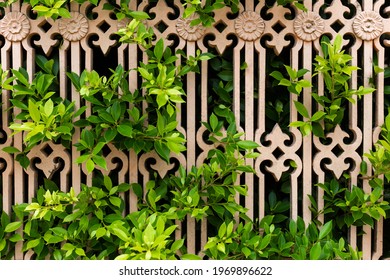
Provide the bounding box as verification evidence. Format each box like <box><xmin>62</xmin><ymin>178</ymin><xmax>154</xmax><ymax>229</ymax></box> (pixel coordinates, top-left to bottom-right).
<box><xmin>360</xmin><ymin>160</ymin><xmax>368</xmax><ymax>175</ymax></box>
<box><xmin>259</xmin><ymin>234</ymin><xmax>272</xmax><ymax>250</ymax></box>
<box><xmin>289</xmin><ymin>219</ymin><xmax>297</xmax><ymax>236</ymax></box>
<box><xmin>310</xmin><ymin>111</ymin><xmax>326</xmax><ymax>122</ymax></box>
<box><xmin>302</xmin><ymin>123</ymin><xmax>312</xmax><ymax>136</ymax></box>
<box><xmin>0</xmin><ymin>239</ymin><xmax>6</xmax><ymax>251</ymax></box>
<box><xmin>75</xmin><ymin>248</ymin><xmax>86</xmax><ymax>256</ymax></box>
<box><xmin>154</xmin><ymin>141</ymin><xmax>170</xmax><ymax>163</ymax></box>
<box><xmin>28</xmin><ymin>99</ymin><xmax>41</xmax><ymax>123</ymax></box>
<box><xmin>46</xmin><ymin>235</ymin><xmax>64</xmax><ymax>244</ymax></box>
<box><xmin>218</xmin><ymin>222</ymin><xmax>226</xmax><ymax>238</ymax></box>
<box><xmin>157</xmin><ymin>112</ymin><xmax>165</xmax><ymax>136</ymax></box>
<box><xmin>270</xmin><ymin>71</ymin><xmax>284</xmax><ymax>81</ymax></box>
<box><xmin>294</xmin><ymin>101</ymin><xmax>310</xmax><ymax>118</ymax></box>
<box><xmin>61</xmin><ymin>243</ymin><xmax>75</xmax><ymax>251</ymax></box>
<box><xmin>117</xmin><ymin>124</ymin><xmax>133</xmax><ymax>137</ymax></box>
<box><xmin>111</xmin><ymin>101</ymin><xmax>121</xmax><ymax>122</ymax></box>
<box><xmin>289</xmin><ymin>121</ymin><xmax>305</xmax><ymax>128</ymax></box>
<box><xmin>138</xmin><ymin>67</ymin><xmax>153</xmax><ymax>81</ymax></box>
<box><xmin>318</xmin><ymin>220</ymin><xmax>333</xmax><ymax>240</ymax></box>
<box><xmin>2</xmin><ymin>146</ymin><xmax>21</xmax><ymax>154</ymax></box>
<box><xmin>154</xmin><ymin>39</ymin><xmax>164</xmax><ymax>61</ymax></box>
<box><xmin>44</xmin><ymin>99</ymin><xmax>54</xmax><ymax>116</ymax></box>
<box><xmin>310</xmin><ymin>242</ymin><xmax>322</xmax><ymax>260</ymax></box>
<box><xmin>25</xmin><ymin>238</ymin><xmax>41</xmax><ymax>251</ymax></box>
<box><xmin>53</xmin><ymin>249</ymin><xmax>62</xmax><ymax>260</ymax></box>
<box><xmin>128</xmin><ymin>11</ymin><xmax>150</xmax><ymax>20</ymax></box>
<box><xmin>92</xmin><ymin>142</ymin><xmax>105</xmax><ymax>155</ymax></box>
<box><xmin>285</xmin><ymin>65</ymin><xmax>297</xmax><ymax>80</ymax></box>
<box><xmin>12</xmin><ymin>69</ymin><xmax>29</xmax><ymax>86</ymax></box>
<box><xmin>297</xmin><ymin>68</ymin><xmax>310</xmax><ymax>78</ymax></box>
<box><xmin>111</xmin><ymin>227</ymin><xmax>129</xmax><ymax>242</ymax></box>
<box><xmin>63</xmin><ymin>213</ymin><xmax>79</xmax><ymax>223</ymax></box>
<box><xmin>217</xmin><ymin>242</ymin><xmax>226</xmax><ymax>253</ymax></box>
<box><xmin>66</xmin><ymin>72</ymin><xmax>80</xmax><ymax>90</ymax></box>
<box><xmin>109</xmin><ymin>196</ymin><xmax>122</xmax><ymax>208</ymax></box>
<box><xmin>4</xmin><ymin>221</ymin><xmax>22</xmax><ymax>233</ymax></box>
<box><xmin>9</xmin><ymin>233</ymin><xmax>23</xmax><ymax>242</ymax></box>
<box><xmin>86</xmin><ymin>158</ymin><xmax>95</xmax><ymax>173</ymax></box>
<box><xmin>10</xmin><ymin>99</ymin><xmax>28</xmax><ymax>110</ymax></box>
<box><xmin>333</xmin><ymin>34</ymin><xmax>342</xmax><ymax>52</ymax></box>
<box><xmin>278</xmin><ymin>78</ymin><xmax>291</xmax><ymax>87</ymax></box>
<box><xmin>370</xmin><ymin>187</ymin><xmax>382</xmax><ymax>203</ymax></box>
<box><xmin>1</xmin><ymin>211</ymin><xmax>10</xmax><ymax>227</ymax></box>
<box><xmin>311</xmin><ymin>122</ymin><xmax>325</xmax><ymax>138</ymax></box>
<box><xmin>156</xmin><ymin>92</ymin><xmax>169</xmax><ymax>108</ymax></box>
<box><xmin>183</xmin><ymin>6</ymin><xmax>196</xmax><ymax>18</ymax></box>
<box><xmin>170</xmin><ymin>239</ymin><xmax>184</xmax><ymax>252</ymax></box>
<box><xmin>143</xmin><ymin>223</ymin><xmax>156</xmax><ymax>245</ymax></box>
<box><xmin>217</xmin><ymin>70</ymin><xmax>233</xmax><ymax>81</ymax></box>
<box><xmin>181</xmin><ymin>254</ymin><xmax>202</xmax><ymax>260</ymax></box>
<box><xmin>104</xmin><ymin>128</ymin><xmax>117</xmax><ymax>142</ymax></box>
<box><xmin>237</xmin><ymin>140</ymin><xmax>260</xmax><ymax>150</ymax></box>
<box><xmin>115</xmin><ymin>254</ymin><xmax>130</xmax><ymax>260</ymax></box>
<box><xmin>81</xmin><ymin>129</ymin><xmax>94</xmax><ymax>149</ymax></box>
<box><xmin>131</xmin><ymin>183</ymin><xmax>143</xmax><ymax>198</ymax></box>
<box><xmin>209</xmin><ymin>113</ymin><xmax>218</xmax><ymax>132</ymax></box>
<box><xmin>95</xmin><ymin>227</ymin><xmax>106</xmax><ymax>239</ymax></box>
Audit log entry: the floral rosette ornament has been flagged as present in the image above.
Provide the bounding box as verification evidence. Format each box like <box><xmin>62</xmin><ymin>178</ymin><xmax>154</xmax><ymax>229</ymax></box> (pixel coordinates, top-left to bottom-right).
<box><xmin>176</xmin><ymin>15</ymin><xmax>205</xmax><ymax>41</ymax></box>
<box><xmin>58</xmin><ymin>12</ymin><xmax>89</xmax><ymax>42</ymax></box>
<box><xmin>235</xmin><ymin>11</ymin><xmax>264</xmax><ymax>41</ymax></box>
<box><xmin>0</xmin><ymin>11</ymin><xmax>30</xmax><ymax>42</ymax></box>
<box><xmin>353</xmin><ymin>11</ymin><xmax>383</xmax><ymax>41</ymax></box>
<box><xmin>294</xmin><ymin>12</ymin><xmax>324</xmax><ymax>41</ymax></box>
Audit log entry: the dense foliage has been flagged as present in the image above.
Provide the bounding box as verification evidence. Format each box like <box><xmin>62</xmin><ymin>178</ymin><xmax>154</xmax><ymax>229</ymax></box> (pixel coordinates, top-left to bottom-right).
<box><xmin>0</xmin><ymin>0</ymin><xmax>389</xmax><ymax>260</ymax></box>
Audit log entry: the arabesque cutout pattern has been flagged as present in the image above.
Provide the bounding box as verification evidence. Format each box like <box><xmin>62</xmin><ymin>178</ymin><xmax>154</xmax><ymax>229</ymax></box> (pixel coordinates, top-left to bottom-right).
<box><xmin>0</xmin><ymin>0</ymin><xmax>390</xmax><ymax>259</ymax></box>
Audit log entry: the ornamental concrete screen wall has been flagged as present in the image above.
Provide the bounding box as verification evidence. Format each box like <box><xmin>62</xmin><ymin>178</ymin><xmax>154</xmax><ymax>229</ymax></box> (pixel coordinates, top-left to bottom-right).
<box><xmin>0</xmin><ymin>0</ymin><xmax>389</xmax><ymax>259</ymax></box>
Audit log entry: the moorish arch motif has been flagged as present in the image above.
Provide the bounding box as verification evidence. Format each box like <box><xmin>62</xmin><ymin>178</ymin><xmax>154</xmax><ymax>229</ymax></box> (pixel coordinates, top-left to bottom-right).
<box><xmin>0</xmin><ymin>0</ymin><xmax>389</xmax><ymax>260</ymax></box>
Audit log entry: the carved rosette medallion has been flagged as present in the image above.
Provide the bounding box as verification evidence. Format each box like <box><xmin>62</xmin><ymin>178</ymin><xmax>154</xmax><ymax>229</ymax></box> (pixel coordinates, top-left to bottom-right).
<box><xmin>294</xmin><ymin>12</ymin><xmax>324</xmax><ymax>41</ymax></box>
<box><xmin>176</xmin><ymin>15</ymin><xmax>205</xmax><ymax>41</ymax></box>
<box><xmin>0</xmin><ymin>12</ymin><xmax>30</xmax><ymax>42</ymax></box>
<box><xmin>353</xmin><ymin>11</ymin><xmax>383</xmax><ymax>41</ymax></box>
<box><xmin>234</xmin><ymin>11</ymin><xmax>264</xmax><ymax>41</ymax></box>
<box><xmin>58</xmin><ymin>12</ymin><xmax>89</xmax><ymax>42</ymax></box>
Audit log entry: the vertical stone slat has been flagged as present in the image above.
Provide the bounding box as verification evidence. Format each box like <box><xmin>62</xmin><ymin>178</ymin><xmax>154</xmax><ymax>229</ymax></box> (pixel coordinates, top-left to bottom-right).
<box><xmin>185</xmin><ymin>42</ymin><xmax>196</xmax><ymax>254</ymax></box>
<box><xmin>362</xmin><ymin>0</ymin><xmax>374</xmax><ymax>259</ymax></box>
<box><xmin>371</xmin><ymin>0</ymin><xmax>387</xmax><ymax>260</ymax></box>
<box><xmin>0</xmin><ymin>0</ymin><xmax>389</xmax><ymax>259</ymax></box>
<box><xmin>348</xmin><ymin>37</ymin><xmax>363</xmax><ymax>253</ymax></box>
<box><xmin>126</xmin><ymin>0</ymin><xmax>139</xmax><ymax>214</ymax></box>
<box><xmin>1</xmin><ymin>37</ymin><xmax>13</xmax><ymax>215</ymax></box>
<box><xmin>254</xmin><ymin>40</ymin><xmax>266</xmax><ymax>220</ymax></box>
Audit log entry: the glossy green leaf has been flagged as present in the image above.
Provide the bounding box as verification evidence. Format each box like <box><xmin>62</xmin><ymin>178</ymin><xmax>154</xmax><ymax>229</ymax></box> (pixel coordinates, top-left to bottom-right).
<box><xmin>0</xmin><ymin>239</ymin><xmax>6</xmax><ymax>251</ymax></box>
<box><xmin>44</xmin><ymin>99</ymin><xmax>54</xmax><ymax>116</ymax></box>
<box><xmin>237</xmin><ymin>140</ymin><xmax>260</xmax><ymax>150</ymax></box>
<box><xmin>4</xmin><ymin>221</ymin><xmax>22</xmax><ymax>233</ymax></box>
<box><xmin>28</xmin><ymin>100</ymin><xmax>41</xmax><ymax>123</ymax></box>
<box><xmin>25</xmin><ymin>238</ymin><xmax>41</xmax><ymax>251</ymax></box>
<box><xmin>109</xmin><ymin>196</ymin><xmax>122</xmax><ymax>208</ymax></box>
<box><xmin>309</xmin><ymin>242</ymin><xmax>321</xmax><ymax>260</ymax></box>
<box><xmin>154</xmin><ymin>39</ymin><xmax>164</xmax><ymax>61</ymax></box>
<box><xmin>293</xmin><ymin>101</ymin><xmax>310</xmax><ymax>119</ymax></box>
<box><xmin>111</xmin><ymin>101</ymin><xmax>121</xmax><ymax>122</ymax></box>
<box><xmin>86</xmin><ymin>158</ymin><xmax>95</xmax><ymax>173</ymax></box>
<box><xmin>318</xmin><ymin>220</ymin><xmax>332</xmax><ymax>240</ymax></box>
<box><xmin>2</xmin><ymin>146</ymin><xmax>21</xmax><ymax>154</ymax></box>
<box><xmin>96</xmin><ymin>227</ymin><xmax>106</xmax><ymax>239</ymax></box>
<box><xmin>117</xmin><ymin>124</ymin><xmax>133</xmax><ymax>137</ymax></box>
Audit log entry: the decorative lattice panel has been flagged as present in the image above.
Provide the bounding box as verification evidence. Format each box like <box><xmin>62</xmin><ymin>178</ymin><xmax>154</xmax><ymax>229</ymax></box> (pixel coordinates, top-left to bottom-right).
<box><xmin>1</xmin><ymin>0</ymin><xmax>390</xmax><ymax>259</ymax></box>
